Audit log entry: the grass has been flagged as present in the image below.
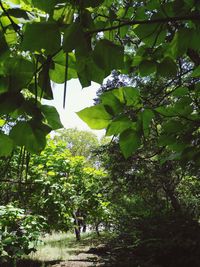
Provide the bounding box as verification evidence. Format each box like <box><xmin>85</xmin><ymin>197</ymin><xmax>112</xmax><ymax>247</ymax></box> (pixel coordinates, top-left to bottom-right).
<box><xmin>26</xmin><ymin>231</ymin><xmax>110</xmax><ymax>262</ymax></box>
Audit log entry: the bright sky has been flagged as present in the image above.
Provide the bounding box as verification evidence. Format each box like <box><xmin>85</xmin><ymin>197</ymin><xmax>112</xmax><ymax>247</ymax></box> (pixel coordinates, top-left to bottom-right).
<box><xmin>43</xmin><ymin>79</ymin><xmax>105</xmax><ymax>138</ymax></box>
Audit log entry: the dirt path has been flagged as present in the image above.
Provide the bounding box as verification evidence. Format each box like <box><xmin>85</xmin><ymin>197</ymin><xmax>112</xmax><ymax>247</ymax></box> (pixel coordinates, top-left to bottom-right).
<box><xmin>49</xmin><ymin>246</ymin><xmax>102</xmax><ymax>267</ymax></box>
<box><xmin>20</xmin><ymin>232</ymin><xmax>111</xmax><ymax>267</ymax></box>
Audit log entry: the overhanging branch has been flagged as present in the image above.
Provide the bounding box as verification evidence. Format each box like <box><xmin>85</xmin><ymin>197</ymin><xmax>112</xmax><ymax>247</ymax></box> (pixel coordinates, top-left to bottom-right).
<box><xmin>88</xmin><ymin>14</ymin><xmax>200</xmax><ymax>34</ymax></box>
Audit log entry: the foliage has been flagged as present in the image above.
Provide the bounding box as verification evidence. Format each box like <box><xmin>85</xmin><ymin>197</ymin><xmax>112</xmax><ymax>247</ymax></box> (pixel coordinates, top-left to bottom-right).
<box><xmin>0</xmin><ymin>205</ymin><xmax>46</xmax><ymax>262</ymax></box>
<box><xmin>0</xmin><ymin>0</ymin><xmax>198</xmax><ymax>162</ymax></box>
<box><xmin>53</xmin><ymin>128</ymin><xmax>99</xmax><ymax>163</ymax></box>
<box><xmin>0</xmin><ymin>136</ymin><xmax>110</xmax><ymax>234</ymax></box>
<box><xmin>0</xmin><ymin>0</ymin><xmax>200</xmax><ymax>265</ymax></box>
<box><xmin>28</xmin><ymin>138</ymin><xmax>109</xmax><ymax>231</ymax></box>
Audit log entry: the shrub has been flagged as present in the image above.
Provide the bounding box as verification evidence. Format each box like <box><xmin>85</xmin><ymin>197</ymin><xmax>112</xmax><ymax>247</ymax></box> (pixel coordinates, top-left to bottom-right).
<box><xmin>0</xmin><ymin>205</ymin><xmax>46</xmax><ymax>263</ymax></box>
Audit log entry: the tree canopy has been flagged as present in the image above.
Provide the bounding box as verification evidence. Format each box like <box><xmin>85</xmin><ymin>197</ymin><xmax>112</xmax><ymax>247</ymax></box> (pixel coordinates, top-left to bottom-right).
<box><xmin>0</xmin><ymin>0</ymin><xmax>199</xmax><ymax>164</ymax></box>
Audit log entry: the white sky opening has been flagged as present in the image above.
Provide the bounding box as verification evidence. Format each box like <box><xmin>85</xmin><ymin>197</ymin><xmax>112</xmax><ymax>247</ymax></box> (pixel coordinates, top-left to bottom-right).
<box><xmin>43</xmin><ymin>79</ymin><xmax>105</xmax><ymax>139</ymax></box>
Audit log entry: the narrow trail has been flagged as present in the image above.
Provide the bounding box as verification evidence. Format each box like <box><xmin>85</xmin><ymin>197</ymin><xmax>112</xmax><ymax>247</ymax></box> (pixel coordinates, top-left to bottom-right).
<box><xmin>26</xmin><ymin>232</ymin><xmax>110</xmax><ymax>267</ymax></box>
<box><xmin>49</xmin><ymin>247</ymin><xmax>102</xmax><ymax>267</ymax></box>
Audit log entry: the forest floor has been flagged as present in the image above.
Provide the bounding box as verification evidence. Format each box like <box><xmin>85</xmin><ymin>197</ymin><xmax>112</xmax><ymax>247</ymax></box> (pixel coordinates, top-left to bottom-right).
<box><xmin>23</xmin><ymin>231</ymin><xmax>112</xmax><ymax>267</ymax></box>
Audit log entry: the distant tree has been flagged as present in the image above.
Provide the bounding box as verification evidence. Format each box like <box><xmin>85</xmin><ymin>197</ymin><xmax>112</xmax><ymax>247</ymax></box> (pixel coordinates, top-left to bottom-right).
<box><xmin>54</xmin><ymin>128</ymin><xmax>99</xmax><ymax>159</ymax></box>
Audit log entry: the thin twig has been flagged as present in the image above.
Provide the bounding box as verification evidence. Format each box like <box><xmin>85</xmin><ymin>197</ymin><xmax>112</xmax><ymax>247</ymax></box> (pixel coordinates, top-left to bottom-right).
<box><xmin>0</xmin><ymin>0</ymin><xmax>22</xmax><ymax>37</ymax></box>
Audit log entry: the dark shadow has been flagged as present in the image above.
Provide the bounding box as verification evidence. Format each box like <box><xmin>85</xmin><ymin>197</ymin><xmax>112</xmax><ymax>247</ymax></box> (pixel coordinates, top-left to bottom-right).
<box><xmin>0</xmin><ymin>259</ymin><xmax>61</xmax><ymax>267</ymax></box>
<box><xmin>68</xmin><ymin>256</ymin><xmax>99</xmax><ymax>263</ymax></box>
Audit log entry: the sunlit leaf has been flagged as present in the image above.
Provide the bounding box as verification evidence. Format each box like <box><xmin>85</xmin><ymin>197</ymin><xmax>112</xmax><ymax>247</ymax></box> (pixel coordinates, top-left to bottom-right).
<box><xmin>0</xmin><ymin>133</ymin><xmax>14</xmax><ymax>156</ymax></box>
<box><xmin>119</xmin><ymin>129</ymin><xmax>141</xmax><ymax>159</ymax></box>
<box><xmin>77</xmin><ymin>104</ymin><xmax>112</xmax><ymax>129</ymax></box>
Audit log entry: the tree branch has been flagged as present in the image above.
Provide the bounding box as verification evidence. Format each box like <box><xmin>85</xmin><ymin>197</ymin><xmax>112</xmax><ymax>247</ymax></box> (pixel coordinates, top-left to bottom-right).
<box><xmin>88</xmin><ymin>14</ymin><xmax>200</xmax><ymax>34</ymax></box>
<box><xmin>0</xmin><ymin>0</ymin><xmax>22</xmax><ymax>37</ymax></box>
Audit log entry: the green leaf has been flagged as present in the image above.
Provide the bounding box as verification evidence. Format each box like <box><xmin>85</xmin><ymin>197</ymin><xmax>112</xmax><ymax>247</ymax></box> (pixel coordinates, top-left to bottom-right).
<box><xmin>0</xmin><ymin>119</ymin><xmax>5</xmax><ymax>126</ymax></box>
<box><xmin>0</xmin><ymin>133</ymin><xmax>14</xmax><ymax>157</ymax></box>
<box><xmin>173</xmin><ymin>96</ymin><xmax>193</xmax><ymax>116</ymax></box>
<box><xmin>141</xmin><ymin>109</ymin><xmax>154</xmax><ymax>137</ymax></box>
<box><xmin>134</xmin><ymin>23</ymin><xmax>166</xmax><ymax>47</ymax></box>
<box><xmin>158</xmin><ymin>134</ymin><xmax>177</xmax><ymax>146</ymax></box>
<box><xmin>93</xmin><ymin>39</ymin><xmax>124</xmax><ymax>75</ymax></box>
<box><xmin>50</xmin><ymin>52</ymin><xmax>77</xmax><ymax>83</ymax></box>
<box><xmin>162</xmin><ymin>120</ymin><xmax>185</xmax><ymax>134</ymax></box>
<box><xmin>38</xmin><ymin>63</ymin><xmax>53</xmax><ymax>100</ymax></box>
<box><xmin>172</xmin><ymin>87</ymin><xmax>189</xmax><ymax>97</ymax></box>
<box><xmin>156</xmin><ymin>106</ymin><xmax>176</xmax><ymax>116</ymax></box>
<box><xmin>7</xmin><ymin>8</ymin><xmax>29</xmax><ymax>19</ymax></box>
<box><xmin>32</xmin><ymin>0</ymin><xmax>56</xmax><ymax>13</ymax></box>
<box><xmin>167</xmin><ymin>28</ymin><xmax>200</xmax><ymax>58</ymax></box>
<box><xmin>22</xmin><ymin>22</ymin><xmax>61</xmax><ymax>54</ymax></box>
<box><xmin>41</xmin><ymin>105</ymin><xmax>63</xmax><ymax>130</ymax></box>
<box><xmin>0</xmin><ymin>32</ymin><xmax>9</xmax><ymax>57</ymax></box>
<box><xmin>0</xmin><ymin>92</ymin><xmax>25</xmax><ymax>115</ymax></box>
<box><xmin>106</xmin><ymin>116</ymin><xmax>133</xmax><ymax>136</ymax></box>
<box><xmin>101</xmin><ymin>91</ymin><xmax>123</xmax><ymax>115</ymax></box>
<box><xmin>0</xmin><ymin>77</ymin><xmax>9</xmax><ymax>94</ymax></box>
<box><xmin>119</xmin><ymin>129</ymin><xmax>141</xmax><ymax>159</ymax></box>
<box><xmin>9</xmin><ymin>0</ymin><xmax>20</xmax><ymax>3</ymax></box>
<box><xmin>63</xmin><ymin>22</ymin><xmax>84</xmax><ymax>53</ymax></box>
<box><xmin>5</xmin><ymin>57</ymin><xmax>34</xmax><ymax>91</ymax></box>
<box><xmin>77</xmin><ymin>104</ymin><xmax>112</xmax><ymax>130</ymax></box>
<box><xmin>159</xmin><ymin>134</ymin><xmax>186</xmax><ymax>152</ymax></box>
<box><xmin>157</xmin><ymin>57</ymin><xmax>177</xmax><ymax>77</ymax></box>
<box><xmin>112</xmin><ymin>88</ymin><xmax>125</xmax><ymax>103</ymax></box>
<box><xmin>191</xmin><ymin>66</ymin><xmax>200</xmax><ymax>78</ymax></box>
<box><xmin>10</xmin><ymin>121</ymin><xmax>48</xmax><ymax>153</ymax></box>
<box><xmin>82</xmin><ymin>0</ymin><xmax>104</xmax><ymax>7</ymax></box>
<box><xmin>132</xmin><ymin>55</ymin><xmax>143</xmax><ymax>67</ymax></box>
<box><xmin>75</xmin><ymin>54</ymin><xmax>105</xmax><ymax>87</ymax></box>
<box><xmin>122</xmin><ymin>87</ymin><xmax>140</xmax><ymax>106</ymax></box>
<box><xmin>139</xmin><ymin>60</ymin><xmax>157</xmax><ymax>76</ymax></box>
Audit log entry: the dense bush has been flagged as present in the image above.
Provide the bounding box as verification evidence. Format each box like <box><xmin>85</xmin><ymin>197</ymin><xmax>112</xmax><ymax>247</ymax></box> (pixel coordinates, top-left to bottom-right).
<box><xmin>0</xmin><ymin>205</ymin><xmax>46</xmax><ymax>263</ymax></box>
<box><xmin>110</xmin><ymin>212</ymin><xmax>200</xmax><ymax>267</ymax></box>
<box><xmin>136</xmin><ymin>213</ymin><xmax>200</xmax><ymax>267</ymax></box>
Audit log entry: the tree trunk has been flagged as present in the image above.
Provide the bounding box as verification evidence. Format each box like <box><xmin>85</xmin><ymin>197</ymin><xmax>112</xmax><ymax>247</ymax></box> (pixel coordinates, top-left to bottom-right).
<box><xmin>73</xmin><ymin>211</ymin><xmax>81</xmax><ymax>241</ymax></box>
<box><xmin>74</xmin><ymin>225</ymin><xmax>81</xmax><ymax>241</ymax></box>
<box><xmin>95</xmin><ymin>223</ymin><xmax>100</xmax><ymax>236</ymax></box>
<box><xmin>167</xmin><ymin>189</ymin><xmax>181</xmax><ymax>212</ymax></box>
<box><xmin>82</xmin><ymin>224</ymin><xmax>87</xmax><ymax>232</ymax></box>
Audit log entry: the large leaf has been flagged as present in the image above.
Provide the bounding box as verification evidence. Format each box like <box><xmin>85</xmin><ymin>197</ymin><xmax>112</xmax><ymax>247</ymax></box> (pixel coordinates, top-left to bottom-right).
<box><xmin>162</xmin><ymin>120</ymin><xmax>185</xmax><ymax>134</ymax></box>
<box><xmin>106</xmin><ymin>116</ymin><xmax>133</xmax><ymax>136</ymax></box>
<box><xmin>101</xmin><ymin>91</ymin><xmax>123</xmax><ymax>115</ymax></box>
<box><xmin>141</xmin><ymin>109</ymin><xmax>154</xmax><ymax>137</ymax></box>
<box><xmin>93</xmin><ymin>39</ymin><xmax>124</xmax><ymax>75</ymax></box>
<box><xmin>157</xmin><ymin>57</ymin><xmax>177</xmax><ymax>77</ymax></box>
<box><xmin>77</xmin><ymin>104</ymin><xmax>112</xmax><ymax>129</ymax></box>
<box><xmin>0</xmin><ymin>32</ymin><xmax>9</xmax><ymax>57</ymax></box>
<box><xmin>41</xmin><ymin>105</ymin><xmax>63</xmax><ymax>130</ymax></box>
<box><xmin>50</xmin><ymin>52</ymin><xmax>77</xmax><ymax>83</ymax></box>
<box><xmin>63</xmin><ymin>22</ymin><xmax>84</xmax><ymax>53</ymax></box>
<box><xmin>32</xmin><ymin>0</ymin><xmax>56</xmax><ymax>13</ymax></box>
<box><xmin>7</xmin><ymin>8</ymin><xmax>29</xmax><ymax>19</ymax></box>
<box><xmin>134</xmin><ymin>23</ymin><xmax>166</xmax><ymax>47</ymax></box>
<box><xmin>75</xmin><ymin>54</ymin><xmax>105</xmax><ymax>87</ymax></box>
<box><xmin>119</xmin><ymin>129</ymin><xmax>141</xmax><ymax>159</ymax></box>
<box><xmin>5</xmin><ymin>57</ymin><xmax>34</xmax><ymax>91</ymax></box>
<box><xmin>82</xmin><ymin>0</ymin><xmax>104</xmax><ymax>7</ymax></box>
<box><xmin>0</xmin><ymin>133</ymin><xmax>14</xmax><ymax>157</ymax></box>
<box><xmin>22</xmin><ymin>22</ymin><xmax>61</xmax><ymax>54</ymax></box>
<box><xmin>167</xmin><ymin>28</ymin><xmax>199</xmax><ymax>58</ymax></box>
<box><xmin>172</xmin><ymin>87</ymin><xmax>189</xmax><ymax>97</ymax></box>
<box><xmin>38</xmin><ymin>63</ymin><xmax>53</xmax><ymax>100</ymax></box>
<box><xmin>122</xmin><ymin>87</ymin><xmax>140</xmax><ymax>107</ymax></box>
<box><xmin>139</xmin><ymin>60</ymin><xmax>157</xmax><ymax>76</ymax></box>
<box><xmin>0</xmin><ymin>92</ymin><xmax>24</xmax><ymax>115</ymax></box>
<box><xmin>10</xmin><ymin>121</ymin><xmax>49</xmax><ymax>153</ymax></box>
<box><xmin>191</xmin><ymin>66</ymin><xmax>200</xmax><ymax>78</ymax></box>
